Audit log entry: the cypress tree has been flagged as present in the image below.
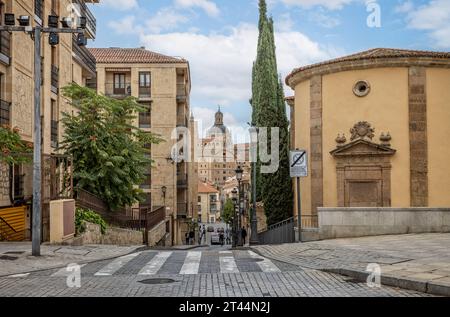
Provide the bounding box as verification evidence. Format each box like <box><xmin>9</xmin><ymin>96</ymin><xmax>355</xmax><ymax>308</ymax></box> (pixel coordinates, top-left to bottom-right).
<box><xmin>251</xmin><ymin>0</ymin><xmax>293</xmax><ymax>225</ymax></box>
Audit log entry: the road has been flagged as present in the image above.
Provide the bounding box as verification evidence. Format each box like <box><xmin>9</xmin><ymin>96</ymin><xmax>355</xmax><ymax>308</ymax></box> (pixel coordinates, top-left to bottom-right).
<box><xmin>0</xmin><ymin>246</ymin><xmax>431</xmax><ymax>297</ymax></box>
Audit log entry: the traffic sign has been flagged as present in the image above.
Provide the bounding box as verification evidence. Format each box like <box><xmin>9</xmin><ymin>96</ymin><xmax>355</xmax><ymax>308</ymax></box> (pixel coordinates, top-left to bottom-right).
<box><xmin>290</xmin><ymin>150</ymin><xmax>308</xmax><ymax>178</ymax></box>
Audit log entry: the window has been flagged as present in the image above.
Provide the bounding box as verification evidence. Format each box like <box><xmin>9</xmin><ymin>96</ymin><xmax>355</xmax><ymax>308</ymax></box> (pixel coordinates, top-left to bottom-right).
<box><xmin>353</xmin><ymin>80</ymin><xmax>371</xmax><ymax>97</ymax></box>
<box><xmin>139</xmin><ymin>72</ymin><xmax>151</xmax><ymax>87</ymax></box>
<box><xmin>35</xmin><ymin>0</ymin><xmax>44</xmax><ymax>20</ymax></box>
<box><xmin>0</xmin><ymin>73</ymin><xmax>10</xmax><ymax>125</ymax></box>
<box><xmin>198</xmin><ymin>196</ymin><xmax>201</xmax><ymax>203</ymax></box>
<box><xmin>51</xmin><ymin>100</ymin><xmax>58</xmax><ymax>148</ymax></box>
<box><xmin>113</xmin><ymin>73</ymin><xmax>126</xmax><ymax>94</ymax></box>
<box><xmin>139</xmin><ymin>102</ymin><xmax>151</xmax><ymax>128</ymax></box>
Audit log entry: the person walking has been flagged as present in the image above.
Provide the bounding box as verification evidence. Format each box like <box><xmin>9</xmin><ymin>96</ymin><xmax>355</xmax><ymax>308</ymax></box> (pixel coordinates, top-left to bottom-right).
<box><xmin>189</xmin><ymin>230</ymin><xmax>195</xmax><ymax>245</ymax></box>
<box><xmin>185</xmin><ymin>232</ymin><xmax>189</xmax><ymax>245</ymax></box>
<box><xmin>241</xmin><ymin>227</ymin><xmax>248</xmax><ymax>245</ymax></box>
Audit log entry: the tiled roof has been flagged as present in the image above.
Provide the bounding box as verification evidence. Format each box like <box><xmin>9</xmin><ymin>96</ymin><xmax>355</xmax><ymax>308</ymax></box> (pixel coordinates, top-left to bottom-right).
<box><xmin>286</xmin><ymin>48</ymin><xmax>450</xmax><ymax>84</ymax></box>
<box><xmin>198</xmin><ymin>182</ymin><xmax>219</xmax><ymax>194</ymax></box>
<box><xmin>88</xmin><ymin>47</ymin><xmax>186</xmax><ymax>64</ymax></box>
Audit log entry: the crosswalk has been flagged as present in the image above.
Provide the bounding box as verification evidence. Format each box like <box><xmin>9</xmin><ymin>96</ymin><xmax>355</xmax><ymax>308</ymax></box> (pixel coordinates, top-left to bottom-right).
<box><xmin>46</xmin><ymin>250</ymin><xmax>284</xmax><ymax>278</ymax></box>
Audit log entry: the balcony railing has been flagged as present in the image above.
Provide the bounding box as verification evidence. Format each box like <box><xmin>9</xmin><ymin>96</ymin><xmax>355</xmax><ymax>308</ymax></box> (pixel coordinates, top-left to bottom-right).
<box><xmin>177</xmin><ymin>83</ymin><xmax>187</xmax><ymax>101</ymax></box>
<box><xmin>177</xmin><ymin>203</ymin><xmax>188</xmax><ymax>217</ymax></box>
<box><xmin>73</xmin><ymin>0</ymin><xmax>97</xmax><ymax>39</ymax></box>
<box><xmin>51</xmin><ymin>65</ymin><xmax>59</xmax><ymax>94</ymax></box>
<box><xmin>139</xmin><ymin>86</ymin><xmax>151</xmax><ymax>99</ymax></box>
<box><xmin>0</xmin><ymin>31</ymin><xmax>11</xmax><ymax>65</ymax></box>
<box><xmin>51</xmin><ymin>120</ymin><xmax>58</xmax><ymax>148</ymax></box>
<box><xmin>177</xmin><ymin>174</ymin><xmax>188</xmax><ymax>188</ymax></box>
<box><xmin>105</xmin><ymin>83</ymin><xmax>132</xmax><ymax>98</ymax></box>
<box><xmin>0</xmin><ymin>99</ymin><xmax>11</xmax><ymax>126</ymax></box>
<box><xmin>72</xmin><ymin>35</ymin><xmax>96</xmax><ymax>75</ymax></box>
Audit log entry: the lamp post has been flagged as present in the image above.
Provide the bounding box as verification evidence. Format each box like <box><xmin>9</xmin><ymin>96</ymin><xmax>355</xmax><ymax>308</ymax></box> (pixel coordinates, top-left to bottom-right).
<box><xmin>161</xmin><ymin>186</ymin><xmax>167</xmax><ymax>206</ymax></box>
<box><xmin>235</xmin><ymin>166</ymin><xmax>244</xmax><ymax>247</ymax></box>
<box><xmin>1</xmin><ymin>13</ymin><xmax>87</xmax><ymax>256</ymax></box>
<box><xmin>231</xmin><ymin>188</ymin><xmax>238</xmax><ymax>248</ymax></box>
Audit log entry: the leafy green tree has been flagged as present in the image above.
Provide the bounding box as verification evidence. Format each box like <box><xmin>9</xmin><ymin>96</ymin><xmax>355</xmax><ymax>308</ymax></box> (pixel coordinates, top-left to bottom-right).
<box><xmin>251</xmin><ymin>0</ymin><xmax>293</xmax><ymax>225</ymax></box>
<box><xmin>222</xmin><ymin>198</ymin><xmax>235</xmax><ymax>225</ymax></box>
<box><xmin>60</xmin><ymin>84</ymin><xmax>162</xmax><ymax>211</ymax></box>
<box><xmin>0</xmin><ymin>125</ymin><xmax>33</xmax><ymax>165</ymax></box>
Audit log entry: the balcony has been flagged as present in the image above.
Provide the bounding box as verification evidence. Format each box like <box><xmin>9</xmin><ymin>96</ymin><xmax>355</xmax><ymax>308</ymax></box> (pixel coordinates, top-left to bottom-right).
<box><xmin>176</xmin><ymin>83</ymin><xmax>187</xmax><ymax>102</ymax></box>
<box><xmin>0</xmin><ymin>31</ymin><xmax>11</xmax><ymax>66</ymax></box>
<box><xmin>177</xmin><ymin>203</ymin><xmax>188</xmax><ymax>218</ymax></box>
<box><xmin>0</xmin><ymin>99</ymin><xmax>11</xmax><ymax>126</ymax></box>
<box><xmin>73</xmin><ymin>0</ymin><xmax>97</xmax><ymax>39</ymax></box>
<box><xmin>51</xmin><ymin>65</ymin><xmax>59</xmax><ymax>94</ymax></box>
<box><xmin>72</xmin><ymin>35</ymin><xmax>97</xmax><ymax>76</ymax></box>
<box><xmin>51</xmin><ymin>120</ymin><xmax>59</xmax><ymax>148</ymax></box>
<box><xmin>105</xmin><ymin>83</ymin><xmax>132</xmax><ymax>99</ymax></box>
<box><xmin>139</xmin><ymin>86</ymin><xmax>151</xmax><ymax>99</ymax></box>
<box><xmin>177</xmin><ymin>174</ymin><xmax>188</xmax><ymax>188</ymax></box>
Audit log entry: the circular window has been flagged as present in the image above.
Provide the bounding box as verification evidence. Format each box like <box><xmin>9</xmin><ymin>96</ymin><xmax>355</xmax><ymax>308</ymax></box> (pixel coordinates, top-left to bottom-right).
<box><xmin>353</xmin><ymin>80</ymin><xmax>371</xmax><ymax>97</ymax></box>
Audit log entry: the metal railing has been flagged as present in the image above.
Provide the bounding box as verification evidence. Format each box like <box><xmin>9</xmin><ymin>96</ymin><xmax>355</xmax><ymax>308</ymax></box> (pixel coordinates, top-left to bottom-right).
<box><xmin>0</xmin><ymin>216</ymin><xmax>24</xmax><ymax>241</ymax></box>
<box><xmin>51</xmin><ymin>65</ymin><xmax>59</xmax><ymax>94</ymax></box>
<box><xmin>0</xmin><ymin>30</ymin><xmax>11</xmax><ymax>64</ymax></box>
<box><xmin>139</xmin><ymin>86</ymin><xmax>151</xmax><ymax>98</ymax></box>
<box><xmin>0</xmin><ymin>99</ymin><xmax>11</xmax><ymax>126</ymax></box>
<box><xmin>105</xmin><ymin>83</ymin><xmax>132</xmax><ymax>98</ymax></box>
<box><xmin>257</xmin><ymin>217</ymin><xmax>296</xmax><ymax>245</ymax></box>
<box><xmin>72</xmin><ymin>35</ymin><xmax>96</xmax><ymax>75</ymax></box>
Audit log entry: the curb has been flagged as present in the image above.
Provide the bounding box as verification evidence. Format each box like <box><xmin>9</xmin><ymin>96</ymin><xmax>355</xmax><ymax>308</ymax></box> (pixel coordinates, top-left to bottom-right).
<box><xmin>323</xmin><ymin>268</ymin><xmax>450</xmax><ymax>297</ymax></box>
<box><xmin>0</xmin><ymin>246</ymin><xmax>144</xmax><ymax>278</ymax></box>
<box><xmin>250</xmin><ymin>247</ymin><xmax>450</xmax><ymax>297</ymax></box>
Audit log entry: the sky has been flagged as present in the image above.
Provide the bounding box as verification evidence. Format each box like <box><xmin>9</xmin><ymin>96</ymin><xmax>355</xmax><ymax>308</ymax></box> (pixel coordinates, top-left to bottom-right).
<box><xmin>88</xmin><ymin>0</ymin><xmax>450</xmax><ymax>143</ymax></box>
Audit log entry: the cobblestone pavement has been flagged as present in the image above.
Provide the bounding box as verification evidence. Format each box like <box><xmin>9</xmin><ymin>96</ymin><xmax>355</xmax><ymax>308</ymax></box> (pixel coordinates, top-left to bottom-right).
<box><xmin>0</xmin><ymin>242</ymin><xmax>143</xmax><ymax>276</ymax></box>
<box><xmin>0</xmin><ymin>249</ymin><xmax>432</xmax><ymax>297</ymax></box>
<box><xmin>252</xmin><ymin>233</ymin><xmax>450</xmax><ymax>296</ymax></box>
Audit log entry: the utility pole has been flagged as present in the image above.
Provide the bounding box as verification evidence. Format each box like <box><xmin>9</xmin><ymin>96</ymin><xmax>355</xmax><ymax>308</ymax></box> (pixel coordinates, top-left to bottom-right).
<box><xmin>249</xmin><ymin>126</ymin><xmax>259</xmax><ymax>245</ymax></box>
<box><xmin>1</xmin><ymin>13</ymin><xmax>87</xmax><ymax>256</ymax></box>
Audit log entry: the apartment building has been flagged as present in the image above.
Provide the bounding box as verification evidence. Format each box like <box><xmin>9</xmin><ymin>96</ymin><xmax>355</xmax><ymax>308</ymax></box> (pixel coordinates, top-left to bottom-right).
<box><xmin>197</xmin><ymin>182</ymin><xmax>220</xmax><ymax>224</ymax></box>
<box><xmin>90</xmin><ymin>47</ymin><xmax>198</xmax><ymax>246</ymax></box>
<box><xmin>0</xmin><ymin>0</ymin><xmax>99</xmax><ymax>240</ymax></box>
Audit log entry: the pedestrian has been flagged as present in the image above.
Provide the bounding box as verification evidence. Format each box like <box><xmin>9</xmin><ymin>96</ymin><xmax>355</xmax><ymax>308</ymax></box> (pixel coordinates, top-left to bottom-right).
<box><xmin>185</xmin><ymin>232</ymin><xmax>189</xmax><ymax>245</ymax></box>
<box><xmin>219</xmin><ymin>231</ymin><xmax>225</xmax><ymax>247</ymax></box>
<box><xmin>189</xmin><ymin>230</ymin><xmax>195</xmax><ymax>245</ymax></box>
<box><xmin>241</xmin><ymin>226</ymin><xmax>247</xmax><ymax>245</ymax></box>
<box><xmin>226</xmin><ymin>228</ymin><xmax>231</xmax><ymax>245</ymax></box>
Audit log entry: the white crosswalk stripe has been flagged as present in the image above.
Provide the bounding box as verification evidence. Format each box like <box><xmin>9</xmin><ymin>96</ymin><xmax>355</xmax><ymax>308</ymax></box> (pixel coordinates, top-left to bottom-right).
<box><xmin>219</xmin><ymin>255</ymin><xmax>239</xmax><ymax>274</ymax></box>
<box><xmin>52</xmin><ymin>264</ymin><xmax>87</xmax><ymax>277</ymax></box>
<box><xmin>180</xmin><ymin>251</ymin><xmax>202</xmax><ymax>275</ymax></box>
<box><xmin>248</xmin><ymin>251</ymin><xmax>281</xmax><ymax>273</ymax></box>
<box><xmin>94</xmin><ymin>252</ymin><xmax>141</xmax><ymax>276</ymax></box>
<box><xmin>138</xmin><ymin>251</ymin><xmax>172</xmax><ymax>275</ymax></box>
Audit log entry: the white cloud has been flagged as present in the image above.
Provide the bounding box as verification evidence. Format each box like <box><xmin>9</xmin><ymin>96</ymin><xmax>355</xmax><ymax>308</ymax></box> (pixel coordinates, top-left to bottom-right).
<box><xmin>404</xmin><ymin>0</ymin><xmax>450</xmax><ymax>48</ymax></box>
<box><xmin>175</xmin><ymin>0</ymin><xmax>220</xmax><ymax>17</ymax></box>
<box><xmin>279</xmin><ymin>0</ymin><xmax>355</xmax><ymax>10</ymax></box>
<box><xmin>108</xmin><ymin>16</ymin><xmax>139</xmax><ymax>35</ymax></box>
<box><xmin>100</xmin><ymin>0</ymin><xmax>138</xmax><ymax>10</ymax></box>
<box><xmin>140</xmin><ymin>23</ymin><xmax>337</xmax><ymax>114</ymax></box>
<box><xmin>145</xmin><ymin>8</ymin><xmax>190</xmax><ymax>33</ymax></box>
<box><xmin>308</xmin><ymin>10</ymin><xmax>341</xmax><ymax>28</ymax></box>
<box><xmin>395</xmin><ymin>1</ymin><xmax>414</xmax><ymax>13</ymax></box>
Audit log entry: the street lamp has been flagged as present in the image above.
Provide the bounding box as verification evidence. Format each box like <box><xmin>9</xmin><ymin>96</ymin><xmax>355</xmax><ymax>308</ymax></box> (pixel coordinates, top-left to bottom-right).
<box><xmin>1</xmin><ymin>13</ymin><xmax>88</xmax><ymax>256</ymax></box>
<box><xmin>231</xmin><ymin>188</ymin><xmax>238</xmax><ymax>248</ymax></box>
<box><xmin>235</xmin><ymin>166</ymin><xmax>244</xmax><ymax>247</ymax></box>
<box><xmin>161</xmin><ymin>186</ymin><xmax>167</xmax><ymax>206</ymax></box>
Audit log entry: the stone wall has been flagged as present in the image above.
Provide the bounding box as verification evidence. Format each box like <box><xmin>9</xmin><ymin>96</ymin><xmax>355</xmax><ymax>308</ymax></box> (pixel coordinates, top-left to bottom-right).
<box><xmin>319</xmin><ymin>207</ymin><xmax>450</xmax><ymax>240</ymax></box>
<box><xmin>78</xmin><ymin>222</ymin><xmax>144</xmax><ymax>246</ymax></box>
<box><xmin>147</xmin><ymin>220</ymin><xmax>167</xmax><ymax>247</ymax></box>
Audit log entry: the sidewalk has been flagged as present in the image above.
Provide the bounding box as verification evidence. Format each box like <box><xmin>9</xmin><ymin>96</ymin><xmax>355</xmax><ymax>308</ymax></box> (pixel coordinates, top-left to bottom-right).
<box><xmin>0</xmin><ymin>242</ymin><xmax>143</xmax><ymax>277</ymax></box>
<box><xmin>252</xmin><ymin>233</ymin><xmax>450</xmax><ymax>296</ymax></box>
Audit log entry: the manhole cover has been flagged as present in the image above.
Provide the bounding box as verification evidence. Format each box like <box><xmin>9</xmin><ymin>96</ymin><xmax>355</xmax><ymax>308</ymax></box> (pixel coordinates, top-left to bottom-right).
<box><xmin>138</xmin><ymin>278</ymin><xmax>177</xmax><ymax>285</ymax></box>
<box><xmin>0</xmin><ymin>255</ymin><xmax>18</xmax><ymax>261</ymax></box>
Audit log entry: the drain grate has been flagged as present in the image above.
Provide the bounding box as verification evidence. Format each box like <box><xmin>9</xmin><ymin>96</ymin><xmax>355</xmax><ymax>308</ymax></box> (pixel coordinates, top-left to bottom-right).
<box><xmin>138</xmin><ymin>278</ymin><xmax>177</xmax><ymax>285</ymax></box>
<box><xmin>0</xmin><ymin>255</ymin><xmax>19</xmax><ymax>261</ymax></box>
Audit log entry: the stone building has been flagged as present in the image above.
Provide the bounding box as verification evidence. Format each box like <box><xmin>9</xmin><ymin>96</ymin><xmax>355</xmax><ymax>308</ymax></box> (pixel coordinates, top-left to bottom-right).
<box><xmin>90</xmin><ymin>47</ymin><xmax>198</xmax><ymax>245</ymax></box>
<box><xmin>0</xmin><ymin>0</ymin><xmax>99</xmax><ymax>240</ymax></box>
<box><xmin>198</xmin><ymin>107</ymin><xmax>235</xmax><ymax>187</ymax></box>
<box><xmin>197</xmin><ymin>181</ymin><xmax>220</xmax><ymax>224</ymax></box>
<box><xmin>286</xmin><ymin>48</ymin><xmax>450</xmax><ymax>238</ymax></box>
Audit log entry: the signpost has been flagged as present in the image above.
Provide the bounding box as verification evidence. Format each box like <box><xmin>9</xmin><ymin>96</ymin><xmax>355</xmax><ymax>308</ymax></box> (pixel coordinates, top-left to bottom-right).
<box><xmin>290</xmin><ymin>150</ymin><xmax>308</xmax><ymax>243</ymax></box>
